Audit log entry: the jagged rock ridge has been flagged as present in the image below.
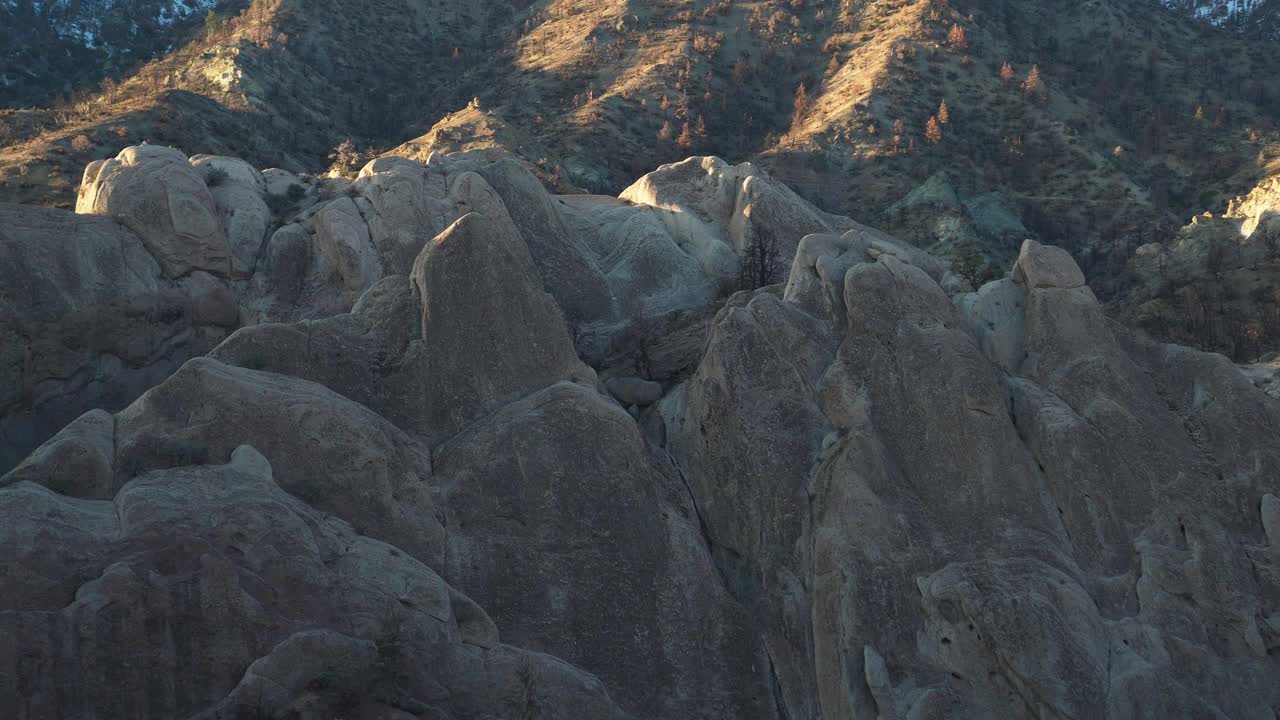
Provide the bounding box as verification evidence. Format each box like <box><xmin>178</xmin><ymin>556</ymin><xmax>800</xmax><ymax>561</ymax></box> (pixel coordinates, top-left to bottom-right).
<box><xmin>1</xmin><ymin>146</ymin><xmax>1278</xmax><ymax>719</ymax></box>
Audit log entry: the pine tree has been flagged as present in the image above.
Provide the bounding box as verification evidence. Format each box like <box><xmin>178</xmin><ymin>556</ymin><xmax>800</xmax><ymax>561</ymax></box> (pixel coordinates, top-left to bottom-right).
<box><xmin>677</xmin><ymin>122</ymin><xmax>694</xmax><ymax>151</ymax></box>
<box><xmin>792</xmin><ymin>82</ymin><xmax>810</xmax><ymax>125</ymax></box>
<box><xmin>1193</xmin><ymin>105</ymin><xmax>1205</xmax><ymax>125</ymax></box>
<box><xmin>937</xmin><ymin>99</ymin><xmax>950</xmax><ymax>125</ymax></box>
<box><xmin>1022</xmin><ymin>64</ymin><xmax>1045</xmax><ymax>100</ymax></box>
<box><xmin>658</xmin><ymin>120</ymin><xmax>674</xmax><ymax>143</ymax></box>
<box><xmin>947</xmin><ymin>23</ymin><xmax>968</xmax><ymax>51</ymax></box>
<box><xmin>999</xmin><ymin>61</ymin><xmax>1015</xmax><ymax>86</ymax></box>
<box><xmin>925</xmin><ymin>115</ymin><xmax>943</xmax><ymax>144</ymax></box>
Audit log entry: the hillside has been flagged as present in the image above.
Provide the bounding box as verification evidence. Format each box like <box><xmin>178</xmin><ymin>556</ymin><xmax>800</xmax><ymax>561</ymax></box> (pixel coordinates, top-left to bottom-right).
<box><xmin>0</xmin><ymin>0</ymin><xmax>239</xmax><ymax>107</ymax></box>
<box><xmin>1164</xmin><ymin>0</ymin><xmax>1280</xmax><ymax>34</ymax></box>
<box><xmin>0</xmin><ymin>1</ymin><xmax>1274</xmax><ymax>253</ymax></box>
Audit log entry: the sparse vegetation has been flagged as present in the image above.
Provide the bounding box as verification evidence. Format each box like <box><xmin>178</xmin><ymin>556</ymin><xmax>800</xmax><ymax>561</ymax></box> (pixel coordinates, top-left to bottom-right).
<box><xmin>328</xmin><ymin>140</ymin><xmax>368</xmax><ymax>177</ymax></box>
<box><xmin>204</xmin><ymin>166</ymin><xmax>230</xmax><ymax>188</ymax></box>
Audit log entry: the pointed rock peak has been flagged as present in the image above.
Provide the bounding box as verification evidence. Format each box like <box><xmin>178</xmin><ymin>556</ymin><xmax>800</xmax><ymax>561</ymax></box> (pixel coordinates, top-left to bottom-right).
<box><xmin>417</xmin><ymin>210</ymin><xmax>538</xmax><ymax>288</ymax></box>
<box><xmin>1014</xmin><ymin>240</ymin><xmax>1086</xmax><ymax>290</ymax></box>
<box><xmin>412</xmin><ymin>211</ymin><xmax>593</xmax><ymax>439</ymax></box>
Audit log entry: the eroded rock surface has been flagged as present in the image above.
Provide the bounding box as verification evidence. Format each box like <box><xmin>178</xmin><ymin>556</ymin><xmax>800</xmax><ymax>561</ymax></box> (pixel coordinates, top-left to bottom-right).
<box><xmin>3</xmin><ymin>148</ymin><xmax>1277</xmax><ymax>719</ymax></box>
<box><xmin>0</xmin><ymin>202</ymin><xmax>238</xmax><ymax>473</ymax></box>
<box><xmin>76</xmin><ymin>144</ymin><xmax>230</xmax><ymax>277</ymax></box>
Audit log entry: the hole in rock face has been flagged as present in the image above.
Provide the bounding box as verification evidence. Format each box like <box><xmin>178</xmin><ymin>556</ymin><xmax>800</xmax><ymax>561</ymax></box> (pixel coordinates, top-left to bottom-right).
<box><xmin>941</xmin><ymin>637</ymin><xmax>952</xmax><ymax>645</ymax></box>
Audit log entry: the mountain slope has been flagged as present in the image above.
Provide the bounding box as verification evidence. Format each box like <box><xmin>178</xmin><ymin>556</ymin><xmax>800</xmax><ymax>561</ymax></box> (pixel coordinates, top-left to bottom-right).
<box><xmin>1</xmin><ymin>0</ymin><xmax>1278</xmax><ymax>344</ymax></box>
<box><xmin>0</xmin><ymin>0</ymin><xmax>237</xmax><ymax>107</ymax></box>
<box><xmin>1165</xmin><ymin>0</ymin><xmax>1280</xmax><ymax>34</ymax></box>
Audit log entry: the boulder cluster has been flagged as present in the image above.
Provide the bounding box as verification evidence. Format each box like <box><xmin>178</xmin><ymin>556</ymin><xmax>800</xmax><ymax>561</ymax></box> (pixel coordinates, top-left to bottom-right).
<box><xmin>1</xmin><ymin>146</ymin><xmax>1277</xmax><ymax>719</ymax></box>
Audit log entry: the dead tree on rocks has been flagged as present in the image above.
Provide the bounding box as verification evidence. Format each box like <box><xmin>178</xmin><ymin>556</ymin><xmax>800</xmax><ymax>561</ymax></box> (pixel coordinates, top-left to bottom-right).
<box><xmin>738</xmin><ymin>226</ymin><xmax>784</xmax><ymax>291</ymax></box>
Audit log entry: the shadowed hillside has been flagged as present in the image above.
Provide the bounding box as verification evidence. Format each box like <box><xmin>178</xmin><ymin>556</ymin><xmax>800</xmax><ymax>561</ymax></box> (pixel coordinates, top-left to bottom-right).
<box><xmin>2</xmin><ymin>0</ymin><xmax>1279</xmax><ymax>350</ymax></box>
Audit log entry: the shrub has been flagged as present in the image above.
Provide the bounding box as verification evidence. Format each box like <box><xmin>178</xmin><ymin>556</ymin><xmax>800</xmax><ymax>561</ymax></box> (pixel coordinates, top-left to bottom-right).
<box><xmin>204</xmin><ymin>166</ymin><xmax>230</xmax><ymax>188</ymax></box>
<box><xmin>328</xmin><ymin>139</ymin><xmax>366</xmax><ymax>176</ymax></box>
<box><xmin>266</xmin><ymin>183</ymin><xmax>306</xmax><ymax>215</ymax></box>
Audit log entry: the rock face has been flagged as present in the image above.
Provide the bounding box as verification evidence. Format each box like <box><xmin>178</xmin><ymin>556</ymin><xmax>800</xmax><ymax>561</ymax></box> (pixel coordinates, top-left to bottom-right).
<box><xmin>0</xmin><ymin>201</ymin><xmax>238</xmax><ymax>474</ymax></box>
<box><xmin>658</xmin><ymin>232</ymin><xmax>1280</xmax><ymax>719</ymax></box>
<box><xmin>3</xmin><ymin>148</ymin><xmax>1279</xmax><ymax>719</ymax></box>
<box><xmin>76</xmin><ymin>145</ymin><xmax>230</xmax><ymax>277</ymax></box>
<box><xmin>620</xmin><ymin>156</ymin><xmax>857</xmax><ymax>291</ymax></box>
<box><xmin>412</xmin><ymin>211</ymin><xmax>597</xmax><ymax>439</ymax></box>
<box><xmin>1125</xmin><ymin>174</ymin><xmax>1280</xmax><ymax>360</ymax></box>
<box><xmin>0</xmin><ymin>446</ymin><xmax>629</xmax><ymax>720</ymax></box>
<box><xmin>191</xmin><ymin>154</ymin><xmax>272</xmax><ymax>278</ymax></box>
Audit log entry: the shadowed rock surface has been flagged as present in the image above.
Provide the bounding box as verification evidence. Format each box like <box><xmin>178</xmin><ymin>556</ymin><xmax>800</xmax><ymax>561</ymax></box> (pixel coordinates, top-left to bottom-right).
<box><xmin>1</xmin><ymin>148</ymin><xmax>1277</xmax><ymax>719</ymax></box>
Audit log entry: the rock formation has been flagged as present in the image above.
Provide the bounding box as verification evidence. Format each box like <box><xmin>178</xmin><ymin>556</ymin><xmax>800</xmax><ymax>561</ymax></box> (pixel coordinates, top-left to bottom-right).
<box><xmin>1126</xmin><ymin>174</ymin><xmax>1280</xmax><ymax>361</ymax></box>
<box><xmin>2</xmin><ymin>148</ymin><xmax>1277</xmax><ymax>719</ymax></box>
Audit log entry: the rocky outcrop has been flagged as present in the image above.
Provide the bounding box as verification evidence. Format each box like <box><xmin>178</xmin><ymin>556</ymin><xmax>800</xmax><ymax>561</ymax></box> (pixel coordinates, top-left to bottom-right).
<box><xmin>657</xmin><ymin>233</ymin><xmax>1280</xmax><ymax>719</ymax></box>
<box><xmin>0</xmin><ymin>202</ymin><xmax>238</xmax><ymax>474</ymax></box>
<box><xmin>0</xmin><ymin>446</ymin><xmax>629</xmax><ymax>720</ymax></box>
<box><xmin>3</xmin><ymin>148</ymin><xmax>1278</xmax><ymax>719</ymax></box>
<box><xmin>76</xmin><ymin>144</ymin><xmax>230</xmax><ymax>277</ymax></box>
<box><xmin>191</xmin><ymin>154</ymin><xmax>272</xmax><ymax>277</ymax></box>
<box><xmin>620</xmin><ymin>156</ymin><xmax>858</xmax><ymax>291</ymax></box>
<box><xmin>412</xmin><ymin>210</ymin><xmax>596</xmax><ymax>439</ymax></box>
<box><xmin>1125</xmin><ymin>174</ymin><xmax>1280</xmax><ymax>360</ymax></box>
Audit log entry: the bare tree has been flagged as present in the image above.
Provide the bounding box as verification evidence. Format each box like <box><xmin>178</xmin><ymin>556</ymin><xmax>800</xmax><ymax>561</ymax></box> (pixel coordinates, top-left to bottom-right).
<box><xmin>738</xmin><ymin>226</ymin><xmax>784</xmax><ymax>291</ymax></box>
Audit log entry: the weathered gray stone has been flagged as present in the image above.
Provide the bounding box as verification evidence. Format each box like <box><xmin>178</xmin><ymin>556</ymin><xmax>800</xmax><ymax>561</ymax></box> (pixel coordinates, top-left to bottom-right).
<box><xmin>1014</xmin><ymin>238</ymin><xmax>1086</xmax><ymax>289</ymax></box>
<box><xmin>1</xmin><ymin>409</ymin><xmax>114</xmax><ymax>498</ymax></box>
<box><xmin>434</xmin><ymin>381</ymin><xmax>771</xmax><ymax>719</ymax></box>
<box><xmin>0</xmin><ymin>446</ymin><xmax>629</xmax><ymax>720</ymax></box>
<box><xmin>192</xmin><ymin>154</ymin><xmax>271</xmax><ymax>277</ymax></box>
<box><xmin>955</xmin><ymin>277</ymin><xmax>1026</xmax><ymax>372</ymax></box>
<box><xmin>113</xmin><ymin>357</ymin><xmax>446</xmax><ymax>568</ymax></box>
<box><xmin>76</xmin><ymin>144</ymin><xmax>230</xmax><ymax>277</ymax></box>
<box><xmin>1264</xmin><ymin>494</ymin><xmax>1280</xmax><ymax>547</ymax></box>
<box><xmin>622</xmin><ymin>156</ymin><xmax>857</xmax><ymax>290</ymax></box>
<box><xmin>606</xmin><ymin>376</ymin><xmax>663</xmax><ymax>406</ymax></box>
<box><xmin>412</xmin><ymin>210</ymin><xmax>596</xmax><ymax>438</ymax></box>
<box><xmin>313</xmin><ymin>195</ymin><xmax>383</xmax><ymax>296</ymax></box>
<box><xmin>0</xmin><ymin>202</ymin><xmax>236</xmax><ymax>475</ymax></box>
<box><xmin>7</xmin><ymin>145</ymin><xmax>1280</xmax><ymax>720</ymax></box>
